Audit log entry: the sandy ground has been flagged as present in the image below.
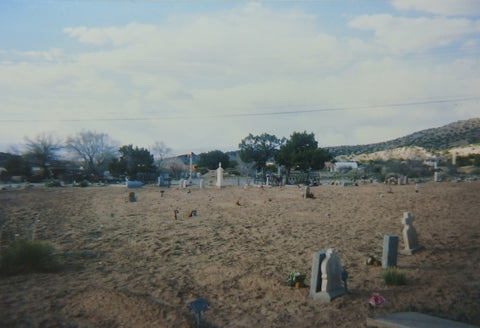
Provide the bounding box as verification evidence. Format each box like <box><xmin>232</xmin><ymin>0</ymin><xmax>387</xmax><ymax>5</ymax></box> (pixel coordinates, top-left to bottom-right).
<box><xmin>0</xmin><ymin>182</ymin><xmax>479</xmax><ymax>328</ymax></box>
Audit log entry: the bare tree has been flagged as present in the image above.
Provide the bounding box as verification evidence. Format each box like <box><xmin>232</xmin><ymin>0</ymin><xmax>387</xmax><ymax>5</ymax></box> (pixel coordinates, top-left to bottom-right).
<box><xmin>65</xmin><ymin>131</ymin><xmax>117</xmax><ymax>178</ymax></box>
<box><xmin>160</xmin><ymin>157</ymin><xmax>188</xmax><ymax>179</ymax></box>
<box><xmin>24</xmin><ymin>133</ymin><xmax>62</xmax><ymax>179</ymax></box>
<box><xmin>150</xmin><ymin>141</ymin><xmax>172</xmax><ymax>164</ymax></box>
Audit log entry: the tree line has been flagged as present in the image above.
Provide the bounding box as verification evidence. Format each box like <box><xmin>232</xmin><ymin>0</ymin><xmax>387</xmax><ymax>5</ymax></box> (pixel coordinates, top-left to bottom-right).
<box><xmin>0</xmin><ymin>130</ymin><xmax>332</xmax><ymax>184</ymax></box>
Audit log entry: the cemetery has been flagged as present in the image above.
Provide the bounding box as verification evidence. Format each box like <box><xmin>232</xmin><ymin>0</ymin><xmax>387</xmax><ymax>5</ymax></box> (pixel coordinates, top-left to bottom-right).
<box><xmin>0</xmin><ymin>181</ymin><xmax>479</xmax><ymax>327</ymax></box>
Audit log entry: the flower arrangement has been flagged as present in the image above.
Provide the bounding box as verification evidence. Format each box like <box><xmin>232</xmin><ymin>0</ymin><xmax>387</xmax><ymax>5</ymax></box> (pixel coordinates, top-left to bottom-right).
<box><xmin>285</xmin><ymin>272</ymin><xmax>307</xmax><ymax>287</ymax></box>
<box><xmin>369</xmin><ymin>292</ymin><xmax>386</xmax><ymax>307</ymax></box>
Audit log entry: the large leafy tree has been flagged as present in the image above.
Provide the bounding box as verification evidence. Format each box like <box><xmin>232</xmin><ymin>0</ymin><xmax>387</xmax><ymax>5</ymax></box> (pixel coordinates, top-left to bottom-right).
<box><xmin>65</xmin><ymin>131</ymin><xmax>117</xmax><ymax>178</ymax></box>
<box><xmin>197</xmin><ymin>150</ymin><xmax>230</xmax><ymax>170</ymax></box>
<box><xmin>238</xmin><ymin>133</ymin><xmax>285</xmax><ymax>178</ymax></box>
<box><xmin>24</xmin><ymin>133</ymin><xmax>62</xmax><ymax>179</ymax></box>
<box><xmin>108</xmin><ymin>145</ymin><xmax>156</xmax><ymax>180</ymax></box>
<box><xmin>275</xmin><ymin>131</ymin><xmax>331</xmax><ymax>173</ymax></box>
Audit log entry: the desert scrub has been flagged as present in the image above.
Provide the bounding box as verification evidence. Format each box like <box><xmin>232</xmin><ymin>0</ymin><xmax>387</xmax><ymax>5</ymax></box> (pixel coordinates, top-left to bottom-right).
<box><xmin>0</xmin><ymin>239</ymin><xmax>59</xmax><ymax>275</ymax></box>
<box><xmin>74</xmin><ymin>180</ymin><xmax>89</xmax><ymax>187</ymax></box>
<box><xmin>382</xmin><ymin>268</ymin><xmax>406</xmax><ymax>286</ymax></box>
<box><xmin>45</xmin><ymin>180</ymin><xmax>61</xmax><ymax>187</ymax></box>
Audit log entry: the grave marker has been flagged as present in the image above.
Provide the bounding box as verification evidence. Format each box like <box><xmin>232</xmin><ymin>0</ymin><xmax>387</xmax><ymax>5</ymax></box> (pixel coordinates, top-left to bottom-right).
<box><xmin>126</xmin><ymin>181</ymin><xmax>142</xmax><ymax>189</ymax></box>
<box><xmin>303</xmin><ymin>186</ymin><xmax>311</xmax><ymax>199</ymax></box>
<box><xmin>310</xmin><ymin>248</ymin><xmax>346</xmax><ymax>302</ymax></box>
<box><xmin>400</xmin><ymin>212</ymin><xmax>424</xmax><ymax>255</ymax></box>
<box><xmin>128</xmin><ymin>192</ymin><xmax>136</xmax><ymax>202</ymax></box>
<box><xmin>216</xmin><ymin>162</ymin><xmax>224</xmax><ymax>188</ymax></box>
<box><xmin>382</xmin><ymin>235</ymin><xmax>398</xmax><ymax>268</ymax></box>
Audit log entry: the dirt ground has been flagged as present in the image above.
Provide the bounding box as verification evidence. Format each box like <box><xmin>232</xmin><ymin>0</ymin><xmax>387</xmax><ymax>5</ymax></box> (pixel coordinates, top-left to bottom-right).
<box><xmin>0</xmin><ymin>182</ymin><xmax>479</xmax><ymax>327</ymax></box>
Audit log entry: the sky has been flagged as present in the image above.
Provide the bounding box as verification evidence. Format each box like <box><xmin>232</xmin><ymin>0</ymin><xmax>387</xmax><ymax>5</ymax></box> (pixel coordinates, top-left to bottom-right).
<box><xmin>1</xmin><ymin>0</ymin><xmax>480</xmax><ymax>156</ymax></box>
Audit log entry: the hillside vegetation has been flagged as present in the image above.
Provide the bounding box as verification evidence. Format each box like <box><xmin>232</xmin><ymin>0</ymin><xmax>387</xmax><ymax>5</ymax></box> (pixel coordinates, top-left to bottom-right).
<box><xmin>327</xmin><ymin>118</ymin><xmax>480</xmax><ymax>156</ymax></box>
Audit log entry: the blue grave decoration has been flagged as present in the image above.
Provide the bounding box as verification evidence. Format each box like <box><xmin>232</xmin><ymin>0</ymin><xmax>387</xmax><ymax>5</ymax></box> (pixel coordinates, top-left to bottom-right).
<box><xmin>189</xmin><ymin>298</ymin><xmax>208</xmax><ymax>326</ymax></box>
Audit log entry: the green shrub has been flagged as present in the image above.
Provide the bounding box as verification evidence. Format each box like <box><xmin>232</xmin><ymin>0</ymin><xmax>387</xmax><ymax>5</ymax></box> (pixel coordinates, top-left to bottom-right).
<box><xmin>75</xmin><ymin>180</ymin><xmax>89</xmax><ymax>187</ymax></box>
<box><xmin>0</xmin><ymin>240</ymin><xmax>59</xmax><ymax>275</ymax></box>
<box><xmin>382</xmin><ymin>268</ymin><xmax>406</xmax><ymax>286</ymax></box>
<box><xmin>45</xmin><ymin>180</ymin><xmax>61</xmax><ymax>187</ymax></box>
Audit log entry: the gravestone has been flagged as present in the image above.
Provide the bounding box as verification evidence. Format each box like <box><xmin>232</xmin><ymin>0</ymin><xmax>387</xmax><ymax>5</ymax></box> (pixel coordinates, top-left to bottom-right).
<box><xmin>128</xmin><ymin>192</ymin><xmax>136</xmax><ymax>202</ymax></box>
<box><xmin>303</xmin><ymin>186</ymin><xmax>311</xmax><ymax>199</ymax></box>
<box><xmin>179</xmin><ymin>179</ymin><xmax>184</xmax><ymax>188</ymax></box>
<box><xmin>199</xmin><ymin>180</ymin><xmax>205</xmax><ymax>189</ymax></box>
<box><xmin>216</xmin><ymin>162</ymin><xmax>224</xmax><ymax>188</ymax></box>
<box><xmin>382</xmin><ymin>235</ymin><xmax>398</xmax><ymax>268</ymax></box>
<box><xmin>400</xmin><ymin>212</ymin><xmax>424</xmax><ymax>255</ymax></box>
<box><xmin>183</xmin><ymin>180</ymin><xmax>188</xmax><ymax>188</ymax></box>
<box><xmin>310</xmin><ymin>248</ymin><xmax>345</xmax><ymax>302</ymax></box>
<box><xmin>126</xmin><ymin>181</ymin><xmax>142</xmax><ymax>189</ymax></box>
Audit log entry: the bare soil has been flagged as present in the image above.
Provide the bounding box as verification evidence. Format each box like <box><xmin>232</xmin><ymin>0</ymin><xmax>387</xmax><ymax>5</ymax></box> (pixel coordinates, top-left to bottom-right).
<box><xmin>1</xmin><ymin>182</ymin><xmax>479</xmax><ymax>327</ymax></box>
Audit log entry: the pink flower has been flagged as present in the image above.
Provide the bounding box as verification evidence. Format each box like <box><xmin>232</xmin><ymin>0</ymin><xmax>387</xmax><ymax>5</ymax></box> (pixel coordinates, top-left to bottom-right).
<box><xmin>369</xmin><ymin>293</ymin><xmax>386</xmax><ymax>307</ymax></box>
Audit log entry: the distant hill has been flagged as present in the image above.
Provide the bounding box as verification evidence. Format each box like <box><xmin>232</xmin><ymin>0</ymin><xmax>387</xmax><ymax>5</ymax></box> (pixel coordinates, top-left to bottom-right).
<box><xmin>326</xmin><ymin>118</ymin><xmax>480</xmax><ymax>156</ymax></box>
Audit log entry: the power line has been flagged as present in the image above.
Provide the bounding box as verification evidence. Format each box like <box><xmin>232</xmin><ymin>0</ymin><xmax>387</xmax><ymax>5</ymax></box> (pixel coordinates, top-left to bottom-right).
<box><xmin>1</xmin><ymin>95</ymin><xmax>479</xmax><ymax>123</ymax></box>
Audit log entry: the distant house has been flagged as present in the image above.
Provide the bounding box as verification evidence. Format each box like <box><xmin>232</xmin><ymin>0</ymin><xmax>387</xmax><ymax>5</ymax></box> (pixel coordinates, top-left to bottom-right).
<box><xmin>332</xmin><ymin>161</ymin><xmax>358</xmax><ymax>172</ymax></box>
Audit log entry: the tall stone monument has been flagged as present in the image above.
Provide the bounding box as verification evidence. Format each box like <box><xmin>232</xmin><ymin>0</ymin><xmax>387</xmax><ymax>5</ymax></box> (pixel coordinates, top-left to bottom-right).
<box><xmin>382</xmin><ymin>235</ymin><xmax>398</xmax><ymax>268</ymax></box>
<box><xmin>400</xmin><ymin>212</ymin><xmax>424</xmax><ymax>255</ymax></box>
<box><xmin>310</xmin><ymin>248</ymin><xmax>345</xmax><ymax>302</ymax></box>
<box><xmin>216</xmin><ymin>162</ymin><xmax>224</xmax><ymax>188</ymax></box>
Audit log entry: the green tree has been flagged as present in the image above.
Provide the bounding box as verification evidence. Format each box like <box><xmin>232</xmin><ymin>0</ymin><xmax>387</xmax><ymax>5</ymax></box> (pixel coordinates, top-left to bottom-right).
<box><xmin>1</xmin><ymin>155</ymin><xmax>31</xmax><ymax>181</ymax></box>
<box><xmin>24</xmin><ymin>133</ymin><xmax>62</xmax><ymax>179</ymax></box>
<box><xmin>109</xmin><ymin>145</ymin><xmax>156</xmax><ymax>180</ymax></box>
<box><xmin>238</xmin><ymin>133</ymin><xmax>285</xmax><ymax>179</ymax></box>
<box><xmin>197</xmin><ymin>150</ymin><xmax>230</xmax><ymax>170</ymax></box>
<box><xmin>275</xmin><ymin>131</ymin><xmax>331</xmax><ymax>174</ymax></box>
<box><xmin>65</xmin><ymin>131</ymin><xmax>117</xmax><ymax>178</ymax></box>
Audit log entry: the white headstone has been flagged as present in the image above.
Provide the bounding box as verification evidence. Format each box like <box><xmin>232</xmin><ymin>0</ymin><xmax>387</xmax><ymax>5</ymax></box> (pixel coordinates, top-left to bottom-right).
<box><xmin>216</xmin><ymin>162</ymin><xmax>224</xmax><ymax>188</ymax></box>
<box><xmin>400</xmin><ymin>212</ymin><xmax>424</xmax><ymax>255</ymax></box>
<box><xmin>199</xmin><ymin>179</ymin><xmax>205</xmax><ymax>189</ymax></box>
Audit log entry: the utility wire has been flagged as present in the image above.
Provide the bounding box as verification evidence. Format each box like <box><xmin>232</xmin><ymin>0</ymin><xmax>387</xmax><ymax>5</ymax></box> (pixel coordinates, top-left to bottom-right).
<box><xmin>1</xmin><ymin>95</ymin><xmax>479</xmax><ymax>123</ymax></box>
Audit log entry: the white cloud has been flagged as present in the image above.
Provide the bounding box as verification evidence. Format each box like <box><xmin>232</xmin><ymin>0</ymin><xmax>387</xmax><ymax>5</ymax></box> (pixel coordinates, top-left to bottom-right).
<box><xmin>63</xmin><ymin>23</ymin><xmax>159</xmax><ymax>46</ymax></box>
<box><xmin>391</xmin><ymin>0</ymin><xmax>480</xmax><ymax>17</ymax></box>
<box><xmin>349</xmin><ymin>14</ymin><xmax>480</xmax><ymax>54</ymax></box>
<box><xmin>2</xmin><ymin>3</ymin><xmax>480</xmax><ymax>152</ymax></box>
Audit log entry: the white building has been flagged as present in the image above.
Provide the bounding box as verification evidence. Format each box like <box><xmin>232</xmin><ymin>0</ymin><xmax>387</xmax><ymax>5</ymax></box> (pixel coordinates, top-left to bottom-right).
<box><xmin>332</xmin><ymin>161</ymin><xmax>358</xmax><ymax>172</ymax></box>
